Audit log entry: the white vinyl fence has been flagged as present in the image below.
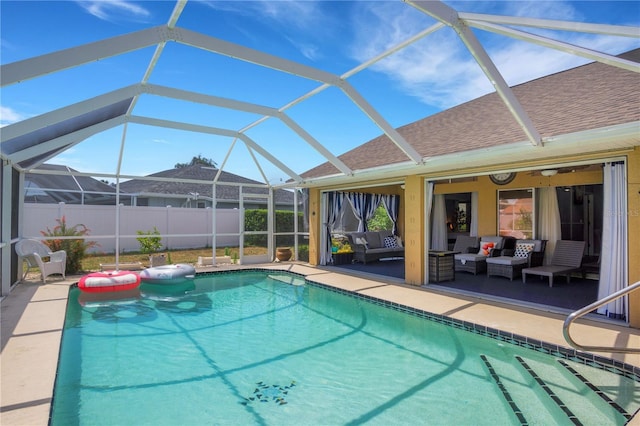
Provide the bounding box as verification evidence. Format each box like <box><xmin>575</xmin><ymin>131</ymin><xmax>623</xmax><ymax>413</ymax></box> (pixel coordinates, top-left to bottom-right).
<box><xmin>23</xmin><ymin>203</ymin><xmax>240</xmax><ymax>254</ymax></box>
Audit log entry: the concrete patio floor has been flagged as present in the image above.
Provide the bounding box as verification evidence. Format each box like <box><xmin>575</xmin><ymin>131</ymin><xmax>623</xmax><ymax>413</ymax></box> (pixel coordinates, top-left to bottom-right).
<box><xmin>2</xmin><ymin>263</ymin><xmax>639</xmax><ymax>425</ymax></box>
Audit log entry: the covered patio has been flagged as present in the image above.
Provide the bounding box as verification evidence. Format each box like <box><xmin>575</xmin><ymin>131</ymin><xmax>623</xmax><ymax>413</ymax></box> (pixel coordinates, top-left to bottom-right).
<box><xmin>331</xmin><ymin>258</ymin><xmax>599</xmax><ymax>312</ymax></box>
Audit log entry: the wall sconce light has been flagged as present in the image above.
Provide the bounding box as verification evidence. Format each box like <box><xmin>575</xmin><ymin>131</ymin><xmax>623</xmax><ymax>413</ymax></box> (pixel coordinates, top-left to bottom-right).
<box><xmin>540</xmin><ymin>169</ymin><xmax>558</xmax><ymax>177</ymax></box>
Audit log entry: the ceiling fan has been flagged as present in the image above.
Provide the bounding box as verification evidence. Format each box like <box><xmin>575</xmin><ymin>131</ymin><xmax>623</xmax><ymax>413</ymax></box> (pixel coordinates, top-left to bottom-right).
<box><xmin>533</xmin><ymin>164</ymin><xmax>596</xmax><ymax>176</ymax></box>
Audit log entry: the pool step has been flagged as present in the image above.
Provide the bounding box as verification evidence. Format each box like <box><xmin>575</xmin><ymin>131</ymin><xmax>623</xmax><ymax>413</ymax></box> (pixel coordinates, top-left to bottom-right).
<box><xmin>515</xmin><ymin>356</ymin><xmax>582</xmax><ymax>425</ymax></box>
<box><xmin>479</xmin><ymin>355</ymin><xmax>528</xmax><ymax>425</ymax></box>
<box><xmin>481</xmin><ymin>354</ymin><xmax>637</xmax><ymax>425</ymax></box>
<box><xmin>556</xmin><ymin>359</ymin><xmax>632</xmax><ymax>422</ymax></box>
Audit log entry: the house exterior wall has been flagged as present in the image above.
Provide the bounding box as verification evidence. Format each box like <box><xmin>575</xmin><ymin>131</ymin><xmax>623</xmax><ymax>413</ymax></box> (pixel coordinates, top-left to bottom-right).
<box><xmin>308</xmin><ymin>146</ymin><xmax>640</xmax><ymax>327</ymax></box>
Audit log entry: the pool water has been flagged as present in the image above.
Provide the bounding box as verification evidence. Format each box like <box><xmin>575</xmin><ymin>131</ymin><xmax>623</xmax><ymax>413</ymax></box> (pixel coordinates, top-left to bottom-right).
<box><xmin>52</xmin><ymin>271</ymin><xmax>639</xmax><ymax>425</ymax></box>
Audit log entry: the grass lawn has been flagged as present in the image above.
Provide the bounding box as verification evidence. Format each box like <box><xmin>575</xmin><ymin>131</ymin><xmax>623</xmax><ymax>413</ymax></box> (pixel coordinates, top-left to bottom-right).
<box><xmin>81</xmin><ymin>247</ymin><xmax>265</xmax><ymax>272</ymax></box>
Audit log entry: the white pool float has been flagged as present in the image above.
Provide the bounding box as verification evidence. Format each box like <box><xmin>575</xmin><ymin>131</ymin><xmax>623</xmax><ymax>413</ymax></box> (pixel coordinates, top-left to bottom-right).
<box><xmin>140</xmin><ymin>264</ymin><xmax>196</xmax><ymax>283</ymax></box>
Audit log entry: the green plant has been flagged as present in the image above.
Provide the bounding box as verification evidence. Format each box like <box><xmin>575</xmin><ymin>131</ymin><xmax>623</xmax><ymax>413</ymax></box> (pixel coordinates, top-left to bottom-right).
<box><xmin>297</xmin><ymin>244</ymin><xmax>309</xmax><ymax>262</ymax></box>
<box><xmin>41</xmin><ymin>216</ymin><xmax>98</xmax><ymax>274</ymax></box>
<box><xmin>366</xmin><ymin>204</ymin><xmax>393</xmax><ymax>231</ymax></box>
<box><xmin>136</xmin><ymin>227</ymin><xmax>163</xmax><ymax>254</ymax></box>
<box><xmin>231</xmin><ymin>250</ymin><xmax>239</xmax><ymax>264</ymax></box>
<box><xmin>224</xmin><ymin>247</ymin><xmax>231</xmax><ymax>256</ymax></box>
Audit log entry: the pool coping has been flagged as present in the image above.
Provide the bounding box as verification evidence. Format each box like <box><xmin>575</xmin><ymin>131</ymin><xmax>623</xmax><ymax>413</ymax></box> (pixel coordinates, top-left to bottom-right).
<box><xmin>2</xmin><ymin>263</ymin><xmax>639</xmax><ymax>425</ymax></box>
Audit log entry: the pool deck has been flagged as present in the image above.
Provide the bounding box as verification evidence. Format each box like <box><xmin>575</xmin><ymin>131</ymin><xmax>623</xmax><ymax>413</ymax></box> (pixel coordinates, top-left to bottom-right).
<box><xmin>2</xmin><ymin>263</ymin><xmax>640</xmax><ymax>425</ymax></box>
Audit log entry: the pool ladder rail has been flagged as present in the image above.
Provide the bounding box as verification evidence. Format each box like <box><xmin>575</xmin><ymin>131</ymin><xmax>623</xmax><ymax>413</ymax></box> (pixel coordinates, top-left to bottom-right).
<box><xmin>563</xmin><ymin>280</ymin><xmax>640</xmax><ymax>354</ymax></box>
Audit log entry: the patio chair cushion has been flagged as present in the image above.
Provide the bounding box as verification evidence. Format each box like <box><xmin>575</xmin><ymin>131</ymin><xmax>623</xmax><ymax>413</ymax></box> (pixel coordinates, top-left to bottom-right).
<box><xmin>364</xmin><ymin>231</ymin><xmax>384</xmax><ymax>248</ymax></box>
<box><xmin>486</xmin><ymin>256</ymin><xmax>528</xmax><ymax>266</ymax></box>
<box><xmin>456</xmin><ymin>253</ymin><xmax>489</xmax><ymax>264</ymax></box>
<box><xmin>354</xmin><ymin>237</ymin><xmax>368</xmax><ymax>249</ymax></box>
<box><xmin>452</xmin><ymin>235</ymin><xmax>479</xmax><ymax>254</ymax></box>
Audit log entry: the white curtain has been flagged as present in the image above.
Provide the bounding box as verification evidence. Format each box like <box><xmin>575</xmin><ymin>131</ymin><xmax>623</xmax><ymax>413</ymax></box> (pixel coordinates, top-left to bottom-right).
<box><xmin>346</xmin><ymin>192</ymin><xmax>382</xmax><ymax>232</ymax></box>
<box><xmin>470</xmin><ymin>192</ymin><xmax>479</xmax><ymax>237</ymax></box>
<box><xmin>597</xmin><ymin>162</ymin><xmax>628</xmax><ymax>320</ymax></box>
<box><xmin>381</xmin><ymin>194</ymin><xmax>400</xmax><ymax>235</ymax></box>
<box><xmin>538</xmin><ymin>187</ymin><xmax>562</xmax><ymax>265</ymax></box>
<box><xmin>426</xmin><ymin>182</ymin><xmax>435</xmax><ymax>252</ymax></box>
<box><xmin>431</xmin><ymin>194</ymin><xmax>448</xmax><ymax>251</ymax></box>
<box><xmin>320</xmin><ymin>191</ymin><xmax>345</xmax><ymax>265</ymax></box>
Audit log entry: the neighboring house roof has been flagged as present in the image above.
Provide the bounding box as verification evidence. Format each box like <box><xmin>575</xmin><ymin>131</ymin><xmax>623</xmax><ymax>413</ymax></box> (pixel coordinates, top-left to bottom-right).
<box><xmin>302</xmin><ymin>49</ymin><xmax>640</xmax><ymax>179</ymax></box>
<box><xmin>119</xmin><ymin>164</ymin><xmax>295</xmax><ymax>205</ymax></box>
<box><xmin>25</xmin><ymin>164</ymin><xmax>118</xmax><ymax>204</ymax></box>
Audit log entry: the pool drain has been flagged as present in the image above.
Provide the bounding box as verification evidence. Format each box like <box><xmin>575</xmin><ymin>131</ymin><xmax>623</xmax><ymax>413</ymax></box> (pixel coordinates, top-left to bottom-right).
<box><xmin>242</xmin><ymin>381</ymin><xmax>296</xmax><ymax>406</ymax></box>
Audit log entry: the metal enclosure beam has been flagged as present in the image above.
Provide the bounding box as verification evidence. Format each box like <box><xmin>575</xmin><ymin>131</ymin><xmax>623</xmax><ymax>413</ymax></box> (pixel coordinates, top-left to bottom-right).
<box><xmin>1</xmin><ymin>27</ymin><xmax>167</xmax><ymax>87</ymax></box>
<box><xmin>407</xmin><ymin>0</ymin><xmax>543</xmax><ymax>146</ymax></box>
<box><xmin>128</xmin><ymin>116</ymin><xmax>303</xmax><ymax>182</ymax></box>
<box><xmin>465</xmin><ymin>20</ymin><xmax>640</xmax><ymax>73</ymax></box>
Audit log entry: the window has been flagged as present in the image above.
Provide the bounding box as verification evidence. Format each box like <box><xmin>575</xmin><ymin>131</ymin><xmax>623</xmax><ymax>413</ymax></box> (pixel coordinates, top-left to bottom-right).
<box><xmin>498</xmin><ymin>189</ymin><xmax>534</xmax><ymax>239</ymax></box>
<box><xmin>366</xmin><ymin>204</ymin><xmax>393</xmax><ymax>231</ymax></box>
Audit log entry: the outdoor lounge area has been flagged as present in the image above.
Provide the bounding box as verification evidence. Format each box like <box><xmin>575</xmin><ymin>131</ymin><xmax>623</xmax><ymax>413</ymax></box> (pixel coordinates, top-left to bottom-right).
<box><xmin>332</xmin><ymin>258</ymin><xmax>600</xmax><ymax>312</ymax></box>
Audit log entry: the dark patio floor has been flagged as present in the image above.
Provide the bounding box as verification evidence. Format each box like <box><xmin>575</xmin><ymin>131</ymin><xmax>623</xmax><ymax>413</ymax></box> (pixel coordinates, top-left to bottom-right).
<box><xmin>333</xmin><ymin>259</ymin><xmax>599</xmax><ymax>312</ymax></box>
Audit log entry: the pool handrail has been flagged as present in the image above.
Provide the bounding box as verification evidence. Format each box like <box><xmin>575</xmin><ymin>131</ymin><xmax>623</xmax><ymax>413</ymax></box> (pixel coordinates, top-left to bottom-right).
<box><xmin>563</xmin><ymin>280</ymin><xmax>640</xmax><ymax>354</ymax></box>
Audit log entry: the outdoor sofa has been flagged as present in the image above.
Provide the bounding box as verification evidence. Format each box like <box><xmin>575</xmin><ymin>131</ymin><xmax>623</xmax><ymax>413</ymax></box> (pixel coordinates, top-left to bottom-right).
<box><xmin>346</xmin><ymin>230</ymin><xmax>404</xmax><ymax>264</ymax></box>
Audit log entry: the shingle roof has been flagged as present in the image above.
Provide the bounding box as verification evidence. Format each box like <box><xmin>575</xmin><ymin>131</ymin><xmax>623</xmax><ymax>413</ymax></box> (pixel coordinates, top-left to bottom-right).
<box><xmin>302</xmin><ymin>49</ymin><xmax>640</xmax><ymax>179</ymax></box>
<box><xmin>119</xmin><ymin>164</ymin><xmax>295</xmax><ymax>204</ymax></box>
<box><xmin>25</xmin><ymin>164</ymin><xmax>119</xmax><ymax>204</ymax></box>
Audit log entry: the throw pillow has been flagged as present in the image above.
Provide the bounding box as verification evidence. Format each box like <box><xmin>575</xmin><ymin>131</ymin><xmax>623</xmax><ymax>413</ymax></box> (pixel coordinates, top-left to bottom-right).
<box><xmin>514</xmin><ymin>243</ymin><xmax>535</xmax><ymax>258</ymax></box>
<box><xmin>477</xmin><ymin>241</ymin><xmax>495</xmax><ymax>256</ymax></box>
<box><xmin>394</xmin><ymin>235</ymin><xmax>403</xmax><ymax>248</ymax></box>
<box><xmin>384</xmin><ymin>236</ymin><xmax>398</xmax><ymax>248</ymax></box>
<box><xmin>355</xmin><ymin>237</ymin><xmax>368</xmax><ymax>248</ymax></box>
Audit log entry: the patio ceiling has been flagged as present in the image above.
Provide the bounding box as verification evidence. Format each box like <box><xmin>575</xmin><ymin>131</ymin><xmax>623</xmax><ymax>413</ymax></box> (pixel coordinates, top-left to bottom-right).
<box><xmin>1</xmin><ymin>0</ymin><xmax>639</xmax><ymax>188</ymax></box>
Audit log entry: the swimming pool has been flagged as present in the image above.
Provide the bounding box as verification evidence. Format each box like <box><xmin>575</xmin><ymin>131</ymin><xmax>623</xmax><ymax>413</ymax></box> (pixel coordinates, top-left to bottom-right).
<box><xmin>52</xmin><ymin>270</ymin><xmax>639</xmax><ymax>425</ymax></box>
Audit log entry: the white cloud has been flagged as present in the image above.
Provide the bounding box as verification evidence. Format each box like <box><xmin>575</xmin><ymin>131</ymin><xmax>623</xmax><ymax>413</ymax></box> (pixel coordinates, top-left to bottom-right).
<box><xmin>349</xmin><ymin>1</ymin><xmax>639</xmax><ymax>109</ymax></box>
<box><xmin>204</xmin><ymin>0</ymin><xmax>321</xmax><ymax>30</ymax></box>
<box><xmin>0</xmin><ymin>106</ymin><xmax>26</xmax><ymax>126</ymax></box>
<box><xmin>202</xmin><ymin>0</ymin><xmax>327</xmax><ymax>61</ymax></box>
<box><xmin>76</xmin><ymin>1</ymin><xmax>150</xmax><ymax>22</ymax></box>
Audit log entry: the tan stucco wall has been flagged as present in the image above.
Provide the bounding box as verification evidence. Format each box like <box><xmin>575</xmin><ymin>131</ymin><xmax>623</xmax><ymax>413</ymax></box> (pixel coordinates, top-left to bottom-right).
<box><xmin>404</xmin><ymin>175</ymin><xmax>425</xmax><ymax>285</ymax></box>
<box><xmin>308</xmin><ymin>188</ymin><xmax>321</xmax><ymax>265</ymax></box>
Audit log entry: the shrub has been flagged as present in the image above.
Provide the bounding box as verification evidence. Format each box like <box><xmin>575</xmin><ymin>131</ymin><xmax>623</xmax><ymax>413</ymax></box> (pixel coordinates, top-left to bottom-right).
<box><xmin>41</xmin><ymin>216</ymin><xmax>98</xmax><ymax>274</ymax></box>
<box><xmin>297</xmin><ymin>244</ymin><xmax>309</xmax><ymax>262</ymax></box>
<box><xmin>244</xmin><ymin>209</ymin><xmax>303</xmax><ymax>247</ymax></box>
<box><xmin>136</xmin><ymin>227</ymin><xmax>163</xmax><ymax>254</ymax></box>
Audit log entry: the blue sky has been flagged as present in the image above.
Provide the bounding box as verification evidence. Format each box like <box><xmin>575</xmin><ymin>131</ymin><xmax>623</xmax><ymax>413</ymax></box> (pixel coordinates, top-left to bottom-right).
<box><xmin>1</xmin><ymin>1</ymin><xmax>639</xmax><ymax>184</ymax></box>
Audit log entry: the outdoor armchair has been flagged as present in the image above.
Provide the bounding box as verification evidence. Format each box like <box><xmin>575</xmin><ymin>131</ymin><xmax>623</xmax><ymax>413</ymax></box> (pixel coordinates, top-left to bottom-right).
<box><xmin>454</xmin><ymin>236</ymin><xmax>504</xmax><ymax>275</ymax></box>
<box><xmin>15</xmin><ymin>239</ymin><xmax>67</xmax><ymax>283</ymax></box>
<box><xmin>451</xmin><ymin>235</ymin><xmax>479</xmax><ymax>254</ymax></box>
<box><xmin>486</xmin><ymin>239</ymin><xmax>547</xmax><ymax>281</ymax></box>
